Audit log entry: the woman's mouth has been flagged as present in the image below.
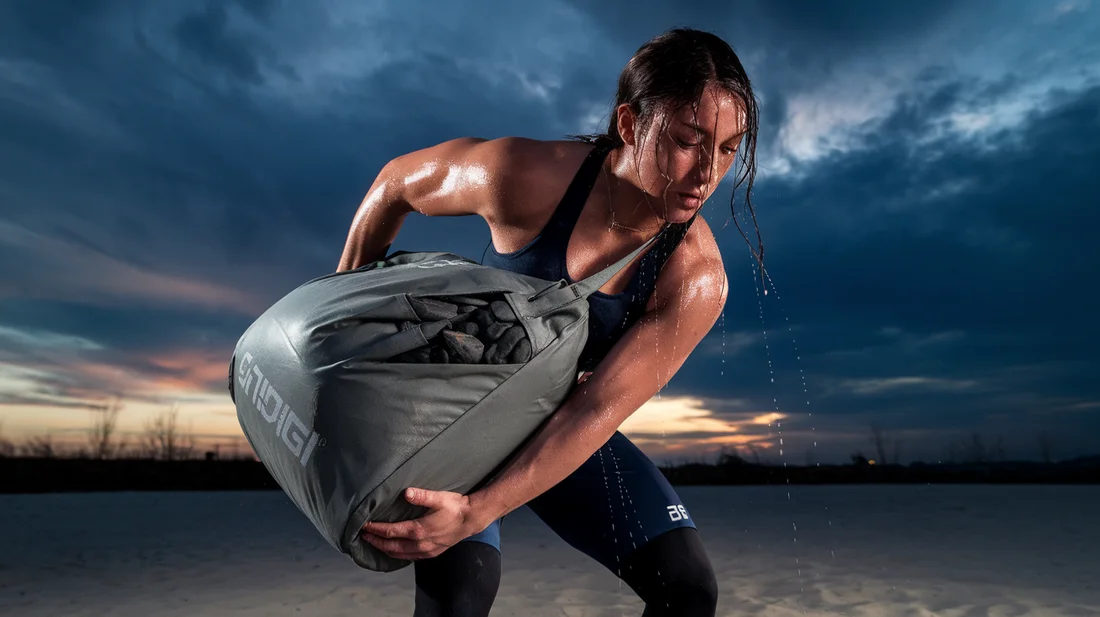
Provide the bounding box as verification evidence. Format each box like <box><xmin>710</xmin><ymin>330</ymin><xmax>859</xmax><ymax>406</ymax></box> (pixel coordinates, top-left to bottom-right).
<box><xmin>677</xmin><ymin>192</ymin><xmax>703</xmax><ymax>208</ymax></box>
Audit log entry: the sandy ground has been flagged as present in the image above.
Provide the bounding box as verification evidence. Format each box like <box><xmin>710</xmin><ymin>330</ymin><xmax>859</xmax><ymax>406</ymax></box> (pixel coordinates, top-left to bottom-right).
<box><xmin>1</xmin><ymin>484</ymin><xmax>1098</xmax><ymax>616</ymax></box>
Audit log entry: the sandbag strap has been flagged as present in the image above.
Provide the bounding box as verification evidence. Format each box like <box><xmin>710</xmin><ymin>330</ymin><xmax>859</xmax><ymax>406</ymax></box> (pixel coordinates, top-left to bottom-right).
<box><xmin>520</xmin><ymin>224</ymin><xmax>670</xmax><ymax>318</ymax></box>
<box><xmin>571</xmin><ymin>223</ymin><xmax>671</xmax><ymax>298</ymax></box>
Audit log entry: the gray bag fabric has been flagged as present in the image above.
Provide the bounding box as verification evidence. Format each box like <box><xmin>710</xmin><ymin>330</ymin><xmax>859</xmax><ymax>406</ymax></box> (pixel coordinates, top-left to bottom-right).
<box><xmin>228</xmin><ymin>227</ymin><xmax>669</xmax><ymax>572</ymax></box>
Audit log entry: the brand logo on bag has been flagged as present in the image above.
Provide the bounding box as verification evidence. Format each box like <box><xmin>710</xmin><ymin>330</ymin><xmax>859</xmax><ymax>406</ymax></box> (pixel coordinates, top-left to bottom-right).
<box><xmin>237</xmin><ymin>351</ymin><xmax>322</xmax><ymax>466</ymax></box>
<box><xmin>414</xmin><ymin>259</ymin><xmax>470</xmax><ymax>269</ymax></box>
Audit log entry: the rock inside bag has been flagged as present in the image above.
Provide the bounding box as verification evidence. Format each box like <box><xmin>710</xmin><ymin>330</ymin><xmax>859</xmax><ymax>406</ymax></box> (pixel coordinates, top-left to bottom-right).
<box><xmin>390</xmin><ymin>296</ymin><xmax>532</xmax><ymax>365</ymax></box>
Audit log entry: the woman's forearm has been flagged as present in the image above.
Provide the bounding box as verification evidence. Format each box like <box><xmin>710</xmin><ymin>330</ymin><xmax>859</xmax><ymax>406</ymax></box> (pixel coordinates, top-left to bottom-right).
<box><xmin>468</xmin><ymin>319</ymin><xmax>671</xmax><ymax>523</ymax></box>
<box><xmin>337</xmin><ymin>162</ymin><xmax>412</xmax><ymax>271</ymax></box>
<box><xmin>470</xmin><ymin>396</ymin><xmax>623</xmax><ymax>521</ymax></box>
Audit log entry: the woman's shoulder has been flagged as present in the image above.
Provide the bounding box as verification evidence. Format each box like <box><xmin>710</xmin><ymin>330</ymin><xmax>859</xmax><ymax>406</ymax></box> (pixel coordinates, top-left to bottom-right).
<box><xmin>473</xmin><ymin>136</ymin><xmax>595</xmax><ymax>180</ymax></box>
<box><xmin>394</xmin><ymin>135</ymin><xmax>590</xmax><ymax>180</ymax></box>
<box><xmin>464</xmin><ymin>134</ymin><xmax>594</xmax><ymax>169</ymax></box>
<box><xmin>380</xmin><ymin>136</ymin><xmax>592</xmax><ymax>225</ymax></box>
<box><xmin>649</xmin><ymin>214</ymin><xmax>728</xmax><ymax>313</ymax></box>
<box><xmin>447</xmin><ymin>136</ymin><xmax>597</xmax><ymax>227</ymax></box>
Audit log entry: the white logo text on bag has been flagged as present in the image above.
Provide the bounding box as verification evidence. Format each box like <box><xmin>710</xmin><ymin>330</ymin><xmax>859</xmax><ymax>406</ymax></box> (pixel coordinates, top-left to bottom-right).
<box><xmin>237</xmin><ymin>351</ymin><xmax>321</xmax><ymax>466</ymax></box>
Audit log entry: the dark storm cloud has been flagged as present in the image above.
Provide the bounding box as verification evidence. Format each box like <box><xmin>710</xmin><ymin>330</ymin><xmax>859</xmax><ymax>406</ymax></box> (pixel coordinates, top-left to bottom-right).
<box><xmin>658</xmin><ymin>72</ymin><xmax>1100</xmax><ymax>461</ymax></box>
<box><xmin>562</xmin><ymin>0</ymin><xmax>964</xmax><ymax>59</ymax></box>
<box><xmin>0</xmin><ymin>0</ymin><xmax>601</xmax><ymax>285</ymax></box>
<box><xmin>1</xmin><ymin>0</ymin><xmax>1097</xmax><ymax>462</ymax></box>
<box><xmin>753</xmin><ymin>79</ymin><xmax>1100</xmax><ymax>338</ymax></box>
<box><xmin>171</xmin><ymin>1</ymin><xmax>291</xmax><ymax>85</ymax></box>
<box><xmin>558</xmin><ymin>0</ymin><xmax>973</xmax><ymax>151</ymax></box>
<box><xmin>0</xmin><ymin>0</ymin><xmax>606</xmax><ymax>412</ymax></box>
<box><xmin>0</xmin><ymin>300</ymin><xmax>251</xmax><ymax>354</ymax></box>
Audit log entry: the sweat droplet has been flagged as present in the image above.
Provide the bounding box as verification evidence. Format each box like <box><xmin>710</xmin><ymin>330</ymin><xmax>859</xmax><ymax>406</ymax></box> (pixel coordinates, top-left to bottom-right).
<box><xmin>744</xmin><ymin>242</ymin><xmax>828</xmax><ymax>596</ymax></box>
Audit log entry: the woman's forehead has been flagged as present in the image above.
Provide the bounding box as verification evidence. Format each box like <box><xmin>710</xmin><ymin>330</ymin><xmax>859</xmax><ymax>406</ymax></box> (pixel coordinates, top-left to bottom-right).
<box><xmin>669</xmin><ymin>95</ymin><xmax>748</xmax><ymax>138</ymax></box>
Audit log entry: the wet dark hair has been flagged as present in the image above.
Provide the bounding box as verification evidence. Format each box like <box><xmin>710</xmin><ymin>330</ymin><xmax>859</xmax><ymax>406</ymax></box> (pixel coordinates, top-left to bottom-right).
<box><xmin>569</xmin><ymin>27</ymin><xmax>763</xmax><ymax>272</ymax></box>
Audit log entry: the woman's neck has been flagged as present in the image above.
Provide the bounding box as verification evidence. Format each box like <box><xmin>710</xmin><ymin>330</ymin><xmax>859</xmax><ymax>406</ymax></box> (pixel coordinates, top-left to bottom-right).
<box><xmin>601</xmin><ymin>148</ymin><xmax>666</xmax><ymax>236</ymax></box>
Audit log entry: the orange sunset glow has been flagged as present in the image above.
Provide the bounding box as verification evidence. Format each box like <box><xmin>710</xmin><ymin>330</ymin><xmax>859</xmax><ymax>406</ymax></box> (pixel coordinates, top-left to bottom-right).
<box><xmin>1</xmin><ymin>342</ymin><xmax>791</xmax><ymax>464</ymax></box>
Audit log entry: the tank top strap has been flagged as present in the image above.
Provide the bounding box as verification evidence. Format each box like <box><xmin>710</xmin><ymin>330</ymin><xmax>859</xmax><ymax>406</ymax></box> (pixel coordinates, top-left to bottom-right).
<box><xmin>632</xmin><ymin>212</ymin><xmax>698</xmax><ymax>290</ymax></box>
<box><xmin>540</xmin><ymin>143</ymin><xmax>615</xmax><ymax>243</ymax></box>
<box><xmin>654</xmin><ymin>213</ymin><xmax>696</xmax><ymax>261</ymax></box>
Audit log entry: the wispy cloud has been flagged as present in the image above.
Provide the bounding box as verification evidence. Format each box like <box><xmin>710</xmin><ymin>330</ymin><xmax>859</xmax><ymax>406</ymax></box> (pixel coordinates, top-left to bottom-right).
<box><xmin>1053</xmin><ymin>0</ymin><xmax>1092</xmax><ymax>18</ymax></box>
<box><xmin>0</xmin><ymin>325</ymin><xmax>103</xmax><ymax>352</ymax></box>
<box><xmin>833</xmin><ymin>376</ymin><xmax>983</xmax><ymax>397</ymax></box>
<box><xmin>878</xmin><ymin>327</ymin><xmax>967</xmax><ymax>350</ymax></box>
<box><xmin>0</xmin><ymin>221</ymin><xmax>264</xmax><ymax>314</ymax></box>
<box><xmin>621</xmin><ymin>395</ymin><xmax>786</xmax><ymax>459</ymax></box>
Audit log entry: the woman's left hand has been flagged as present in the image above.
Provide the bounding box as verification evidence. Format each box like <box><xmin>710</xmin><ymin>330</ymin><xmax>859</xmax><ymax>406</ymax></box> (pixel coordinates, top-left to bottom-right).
<box><xmin>360</xmin><ymin>487</ymin><xmax>490</xmax><ymax>560</ymax></box>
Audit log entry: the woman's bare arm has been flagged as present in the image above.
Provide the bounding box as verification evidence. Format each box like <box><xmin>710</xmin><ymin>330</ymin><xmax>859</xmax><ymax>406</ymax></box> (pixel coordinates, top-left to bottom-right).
<box><xmin>336</xmin><ymin>136</ymin><xmax>540</xmax><ymax>271</ymax></box>
<box><xmin>469</xmin><ymin>220</ymin><xmax>728</xmax><ymax>520</ymax></box>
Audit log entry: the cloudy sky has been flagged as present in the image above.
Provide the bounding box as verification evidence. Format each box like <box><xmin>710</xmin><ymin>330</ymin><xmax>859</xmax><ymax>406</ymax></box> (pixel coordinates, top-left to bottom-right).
<box><xmin>1</xmin><ymin>0</ymin><xmax>1097</xmax><ymax>465</ymax></box>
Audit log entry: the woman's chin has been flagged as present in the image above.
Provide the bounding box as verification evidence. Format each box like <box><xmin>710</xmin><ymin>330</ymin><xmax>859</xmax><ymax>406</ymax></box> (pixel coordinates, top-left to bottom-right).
<box><xmin>665</xmin><ymin>201</ymin><xmax>702</xmax><ymax>223</ymax></box>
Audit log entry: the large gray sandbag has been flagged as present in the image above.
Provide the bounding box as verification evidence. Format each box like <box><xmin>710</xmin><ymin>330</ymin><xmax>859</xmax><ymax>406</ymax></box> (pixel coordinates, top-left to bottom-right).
<box><xmin>229</xmin><ymin>226</ymin><xmax>671</xmax><ymax>572</ymax></box>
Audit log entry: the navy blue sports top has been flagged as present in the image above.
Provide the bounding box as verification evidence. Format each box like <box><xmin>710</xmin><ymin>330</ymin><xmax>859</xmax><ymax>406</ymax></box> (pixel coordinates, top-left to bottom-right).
<box><xmin>480</xmin><ymin>143</ymin><xmax>695</xmax><ymax>372</ymax></box>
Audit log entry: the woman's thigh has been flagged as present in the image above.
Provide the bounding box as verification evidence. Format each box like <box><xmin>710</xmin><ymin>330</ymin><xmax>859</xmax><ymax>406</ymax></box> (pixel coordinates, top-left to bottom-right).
<box><xmin>526</xmin><ymin>431</ymin><xmax>698</xmax><ymax>575</ymax></box>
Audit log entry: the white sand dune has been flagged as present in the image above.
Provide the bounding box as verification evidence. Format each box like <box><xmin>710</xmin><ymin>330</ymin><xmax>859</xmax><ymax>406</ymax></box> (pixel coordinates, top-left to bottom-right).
<box><xmin>1</xmin><ymin>485</ymin><xmax>1098</xmax><ymax>616</ymax></box>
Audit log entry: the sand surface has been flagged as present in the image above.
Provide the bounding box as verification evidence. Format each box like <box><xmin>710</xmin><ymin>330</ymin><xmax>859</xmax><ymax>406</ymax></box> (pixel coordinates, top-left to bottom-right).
<box><xmin>2</xmin><ymin>484</ymin><xmax>1098</xmax><ymax>616</ymax></box>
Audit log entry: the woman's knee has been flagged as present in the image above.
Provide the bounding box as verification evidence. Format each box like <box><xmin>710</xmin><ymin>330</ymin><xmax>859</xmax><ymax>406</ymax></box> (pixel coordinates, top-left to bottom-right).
<box><xmin>659</xmin><ymin>552</ymin><xmax>718</xmax><ymax>615</ymax></box>
<box><xmin>620</xmin><ymin>527</ymin><xmax>718</xmax><ymax>616</ymax></box>
<box><xmin>413</xmin><ymin>540</ymin><xmax>501</xmax><ymax>617</ymax></box>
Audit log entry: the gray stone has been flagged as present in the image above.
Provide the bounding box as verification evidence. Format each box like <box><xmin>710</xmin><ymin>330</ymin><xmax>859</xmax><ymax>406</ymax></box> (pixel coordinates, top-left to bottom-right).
<box><xmin>485</xmin><ymin>322</ymin><xmax>509</xmax><ymax>342</ymax></box>
<box><xmin>490</xmin><ymin>301</ymin><xmax>517</xmax><ymax>322</ymax></box>
<box><xmin>430</xmin><ymin>345</ymin><xmax>449</xmax><ymax>364</ymax></box>
<box><xmin>441</xmin><ymin>330</ymin><xmax>484</xmax><ymax>364</ymax></box>
<box><xmin>471</xmin><ymin>308</ymin><xmax>495</xmax><ymax>330</ymax></box>
<box><xmin>409</xmin><ymin>297</ymin><xmax>459</xmax><ymax>321</ymax></box>
<box><xmin>483</xmin><ymin>343</ymin><xmax>498</xmax><ymax>364</ymax></box>
<box><xmin>491</xmin><ymin>325</ymin><xmax>526</xmax><ymax>362</ymax></box>
<box><xmin>508</xmin><ymin>338</ymin><xmax>532</xmax><ymax>363</ymax></box>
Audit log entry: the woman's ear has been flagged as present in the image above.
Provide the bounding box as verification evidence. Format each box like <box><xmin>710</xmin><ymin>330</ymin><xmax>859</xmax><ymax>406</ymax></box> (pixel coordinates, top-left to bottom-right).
<box><xmin>615</xmin><ymin>103</ymin><xmax>637</xmax><ymax>147</ymax></box>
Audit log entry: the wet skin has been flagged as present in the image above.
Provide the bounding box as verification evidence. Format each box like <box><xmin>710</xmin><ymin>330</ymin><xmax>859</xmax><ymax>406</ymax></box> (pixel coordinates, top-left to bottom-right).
<box><xmin>339</xmin><ymin>82</ymin><xmax>748</xmax><ymax>561</ymax></box>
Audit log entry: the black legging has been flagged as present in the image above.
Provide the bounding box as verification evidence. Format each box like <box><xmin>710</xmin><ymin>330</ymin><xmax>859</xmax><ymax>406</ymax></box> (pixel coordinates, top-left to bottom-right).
<box><xmin>413</xmin><ymin>527</ymin><xmax>718</xmax><ymax>617</ymax></box>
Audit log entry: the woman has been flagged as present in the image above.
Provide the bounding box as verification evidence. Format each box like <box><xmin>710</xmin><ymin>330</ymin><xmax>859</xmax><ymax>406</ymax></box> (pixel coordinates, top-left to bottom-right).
<box><xmin>337</xmin><ymin>27</ymin><xmax>760</xmax><ymax>617</ymax></box>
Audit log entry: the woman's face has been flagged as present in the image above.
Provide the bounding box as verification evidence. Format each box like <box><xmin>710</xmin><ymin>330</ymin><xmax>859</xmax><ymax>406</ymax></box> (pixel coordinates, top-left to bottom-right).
<box><xmin>620</xmin><ymin>82</ymin><xmax>747</xmax><ymax>223</ymax></box>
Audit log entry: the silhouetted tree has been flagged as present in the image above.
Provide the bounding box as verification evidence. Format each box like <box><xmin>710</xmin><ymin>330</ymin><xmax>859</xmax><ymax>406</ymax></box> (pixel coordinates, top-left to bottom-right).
<box><xmin>870</xmin><ymin>424</ymin><xmax>888</xmax><ymax>465</ymax></box>
<box><xmin>0</xmin><ymin>421</ymin><xmax>14</xmax><ymax>457</ymax></box>
<box><xmin>141</xmin><ymin>404</ymin><xmax>195</xmax><ymax>461</ymax></box>
<box><xmin>869</xmin><ymin>424</ymin><xmax>903</xmax><ymax>465</ymax></box>
<box><xmin>87</xmin><ymin>397</ymin><xmax>126</xmax><ymax>460</ymax></box>
<box><xmin>743</xmin><ymin>442</ymin><xmax>762</xmax><ymax>465</ymax></box>
<box><xmin>717</xmin><ymin>446</ymin><xmax>746</xmax><ymax>467</ymax></box>
<box><xmin>23</xmin><ymin>434</ymin><xmax>56</xmax><ymax>458</ymax></box>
